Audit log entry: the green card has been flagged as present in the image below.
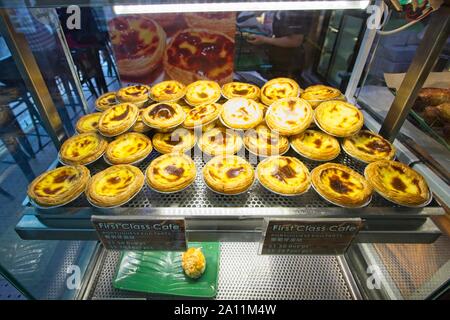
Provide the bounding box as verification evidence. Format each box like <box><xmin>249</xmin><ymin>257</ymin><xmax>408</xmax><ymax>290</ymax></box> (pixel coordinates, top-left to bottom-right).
<box><xmin>113</xmin><ymin>242</ymin><xmax>220</xmax><ymax>298</ymax></box>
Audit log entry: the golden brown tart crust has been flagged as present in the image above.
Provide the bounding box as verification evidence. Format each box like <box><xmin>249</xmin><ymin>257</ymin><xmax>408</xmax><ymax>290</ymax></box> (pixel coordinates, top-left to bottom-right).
<box><xmin>86</xmin><ymin>165</ymin><xmax>144</xmax><ymax>207</ymax></box>
<box><xmin>301</xmin><ymin>85</ymin><xmax>345</xmax><ymax>109</ymax></box>
<box><xmin>164</xmin><ymin>29</ymin><xmax>234</xmax><ymax>85</ymax></box>
<box><xmin>116</xmin><ymin>85</ymin><xmax>151</xmax><ymax>108</ymax></box>
<box><xmin>290</xmin><ymin>130</ymin><xmax>340</xmax><ymax>161</ymax></box>
<box><xmin>314</xmin><ymin>100</ymin><xmax>363</xmax><ymax>137</ymax></box>
<box><xmin>244</xmin><ymin>124</ymin><xmax>289</xmax><ymax>157</ymax></box>
<box><xmin>311</xmin><ymin>163</ymin><xmax>372</xmax><ymax>207</ymax></box>
<box><xmin>142</xmin><ymin>102</ymin><xmax>185</xmax><ymax>130</ymax></box>
<box><xmin>220</xmin><ymin>98</ymin><xmax>263</xmax><ymax>130</ymax></box>
<box><xmin>265</xmin><ymin>97</ymin><xmax>313</xmax><ymax>136</ymax></box>
<box><xmin>150</xmin><ymin>80</ymin><xmax>186</xmax><ymax>102</ymax></box>
<box><xmin>145</xmin><ymin>153</ymin><xmax>196</xmax><ymax>192</ymax></box>
<box><xmin>257</xmin><ymin>156</ymin><xmax>310</xmax><ymax>195</ymax></box>
<box><xmin>364</xmin><ymin>160</ymin><xmax>430</xmax><ymax>206</ymax></box>
<box><xmin>28</xmin><ymin>165</ymin><xmax>90</xmax><ymax>207</ymax></box>
<box><xmin>222</xmin><ymin>82</ymin><xmax>260</xmax><ymax>100</ymax></box>
<box><xmin>203</xmin><ymin>155</ymin><xmax>254</xmax><ymax>194</ymax></box>
<box><xmin>260</xmin><ymin>77</ymin><xmax>301</xmax><ymax>106</ymax></box>
<box><xmin>98</xmin><ymin>103</ymin><xmax>139</xmax><ymax>137</ymax></box>
<box><xmin>75</xmin><ymin>113</ymin><xmax>102</xmax><ymax>134</ymax></box>
<box><xmin>152</xmin><ymin>128</ymin><xmax>197</xmax><ymax>154</ymax></box>
<box><xmin>131</xmin><ymin>109</ymin><xmax>151</xmax><ymax>133</ymax></box>
<box><xmin>95</xmin><ymin>92</ymin><xmax>118</xmax><ymax>111</ymax></box>
<box><xmin>183</xmin><ymin>103</ymin><xmax>222</xmax><ymax>129</ymax></box>
<box><xmin>105</xmin><ymin>133</ymin><xmax>153</xmax><ymax>165</ymax></box>
<box><xmin>343</xmin><ymin>130</ymin><xmax>395</xmax><ymax>163</ymax></box>
<box><xmin>184</xmin><ymin>80</ymin><xmax>222</xmax><ymax>106</ymax></box>
<box><xmin>59</xmin><ymin>133</ymin><xmax>107</xmax><ymax>165</ymax></box>
<box><xmin>198</xmin><ymin>126</ymin><xmax>243</xmax><ymax>156</ymax></box>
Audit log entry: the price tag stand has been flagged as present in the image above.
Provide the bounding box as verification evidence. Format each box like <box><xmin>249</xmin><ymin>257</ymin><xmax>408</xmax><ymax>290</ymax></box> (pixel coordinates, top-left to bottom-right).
<box><xmin>260</xmin><ymin>218</ymin><xmax>363</xmax><ymax>255</ymax></box>
<box><xmin>91</xmin><ymin>216</ymin><xmax>186</xmax><ymax>251</ymax></box>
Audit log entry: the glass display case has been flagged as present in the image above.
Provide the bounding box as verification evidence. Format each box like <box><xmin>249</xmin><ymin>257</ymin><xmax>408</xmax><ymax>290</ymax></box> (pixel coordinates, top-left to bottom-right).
<box><xmin>0</xmin><ymin>0</ymin><xmax>448</xmax><ymax>300</ymax></box>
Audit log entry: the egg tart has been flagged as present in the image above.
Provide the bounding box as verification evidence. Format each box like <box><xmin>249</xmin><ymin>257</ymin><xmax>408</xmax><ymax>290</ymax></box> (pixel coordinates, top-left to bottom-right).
<box><xmin>185</xmin><ymin>80</ymin><xmax>221</xmax><ymax>106</ymax></box>
<box><xmin>95</xmin><ymin>92</ymin><xmax>118</xmax><ymax>111</ymax></box>
<box><xmin>183</xmin><ymin>103</ymin><xmax>222</xmax><ymax>129</ymax></box>
<box><xmin>290</xmin><ymin>130</ymin><xmax>340</xmax><ymax>161</ymax></box>
<box><xmin>182</xmin><ymin>247</ymin><xmax>206</xmax><ymax>279</ymax></box>
<box><xmin>257</xmin><ymin>156</ymin><xmax>310</xmax><ymax>195</ymax></box>
<box><xmin>301</xmin><ymin>85</ymin><xmax>345</xmax><ymax>109</ymax></box>
<box><xmin>116</xmin><ymin>85</ymin><xmax>151</xmax><ymax>108</ymax></box>
<box><xmin>342</xmin><ymin>130</ymin><xmax>395</xmax><ymax>163</ymax></box>
<box><xmin>244</xmin><ymin>124</ymin><xmax>289</xmax><ymax>157</ymax></box>
<box><xmin>203</xmin><ymin>155</ymin><xmax>254</xmax><ymax>194</ymax></box>
<box><xmin>108</xmin><ymin>16</ymin><xmax>166</xmax><ymax>79</ymax></box>
<box><xmin>222</xmin><ymin>82</ymin><xmax>260</xmax><ymax>100</ymax></box>
<box><xmin>152</xmin><ymin>128</ymin><xmax>196</xmax><ymax>154</ymax></box>
<box><xmin>314</xmin><ymin>101</ymin><xmax>363</xmax><ymax>137</ymax></box>
<box><xmin>150</xmin><ymin>80</ymin><xmax>186</xmax><ymax>102</ymax></box>
<box><xmin>59</xmin><ymin>133</ymin><xmax>107</xmax><ymax>165</ymax></box>
<box><xmin>198</xmin><ymin>127</ymin><xmax>243</xmax><ymax>156</ymax></box>
<box><xmin>131</xmin><ymin>109</ymin><xmax>151</xmax><ymax>133</ymax></box>
<box><xmin>365</xmin><ymin>160</ymin><xmax>430</xmax><ymax>206</ymax></box>
<box><xmin>75</xmin><ymin>113</ymin><xmax>102</xmax><ymax>134</ymax></box>
<box><xmin>145</xmin><ymin>153</ymin><xmax>196</xmax><ymax>193</ymax></box>
<box><xmin>105</xmin><ymin>133</ymin><xmax>153</xmax><ymax>165</ymax></box>
<box><xmin>28</xmin><ymin>165</ymin><xmax>90</xmax><ymax>207</ymax></box>
<box><xmin>164</xmin><ymin>29</ymin><xmax>234</xmax><ymax>85</ymax></box>
<box><xmin>220</xmin><ymin>98</ymin><xmax>263</xmax><ymax>130</ymax></box>
<box><xmin>86</xmin><ymin>165</ymin><xmax>144</xmax><ymax>207</ymax></box>
<box><xmin>202</xmin><ymin>120</ymin><xmax>217</xmax><ymax>132</ymax></box>
<box><xmin>98</xmin><ymin>103</ymin><xmax>139</xmax><ymax>137</ymax></box>
<box><xmin>311</xmin><ymin>163</ymin><xmax>372</xmax><ymax>208</ymax></box>
<box><xmin>266</xmin><ymin>97</ymin><xmax>313</xmax><ymax>136</ymax></box>
<box><xmin>260</xmin><ymin>77</ymin><xmax>301</xmax><ymax>106</ymax></box>
<box><xmin>142</xmin><ymin>102</ymin><xmax>185</xmax><ymax>131</ymax></box>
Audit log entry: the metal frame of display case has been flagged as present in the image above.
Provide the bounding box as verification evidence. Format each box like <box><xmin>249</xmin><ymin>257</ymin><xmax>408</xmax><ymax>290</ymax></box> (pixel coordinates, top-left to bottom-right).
<box><xmin>1</xmin><ymin>1</ymin><xmax>449</xmax><ymax>300</ymax></box>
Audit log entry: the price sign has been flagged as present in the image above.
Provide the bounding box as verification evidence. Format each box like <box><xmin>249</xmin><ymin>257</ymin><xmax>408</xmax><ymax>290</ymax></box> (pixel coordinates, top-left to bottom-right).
<box><xmin>260</xmin><ymin>218</ymin><xmax>363</xmax><ymax>255</ymax></box>
<box><xmin>91</xmin><ymin>216</ymin><xmax>186</xmax><ymax>251</ymax></box>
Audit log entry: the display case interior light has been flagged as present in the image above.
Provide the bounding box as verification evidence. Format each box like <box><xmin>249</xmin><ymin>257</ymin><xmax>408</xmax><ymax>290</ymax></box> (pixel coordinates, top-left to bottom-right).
<box><xmin>113</xmin><ymin>1</ymin><xmax>370</xmax><ymax>15</ymax></box>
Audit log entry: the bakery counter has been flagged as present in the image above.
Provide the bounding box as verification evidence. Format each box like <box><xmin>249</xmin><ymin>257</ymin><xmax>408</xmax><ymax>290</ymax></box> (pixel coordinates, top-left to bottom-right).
<box><xmin>15</xmin><ymin>147</ymin><xmax>444</xmax><ymax>243</ymax></box>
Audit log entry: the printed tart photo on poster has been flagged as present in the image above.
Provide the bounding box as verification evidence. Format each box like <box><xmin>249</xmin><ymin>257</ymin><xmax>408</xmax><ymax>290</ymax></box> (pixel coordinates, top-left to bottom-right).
<box><xmin>164</xmin><ymin>29</ymin><xmax>234</xmax><ymax>85</ymax></box>
<box><xmin>184</xmin><ymin>12</ymin><xmax>236</xmax><ymax>38</ymax></box>
<box><xmin>108</xmin><ymin>15</ymin><xmax>166</xmax><ymax>81</ymax></box>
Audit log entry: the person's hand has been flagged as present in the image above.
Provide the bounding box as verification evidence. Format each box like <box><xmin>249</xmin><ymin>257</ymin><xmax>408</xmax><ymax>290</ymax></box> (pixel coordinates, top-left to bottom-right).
<box><xmin>246</xmin><ymin>34</ymin><xmax>268</xmax><ymax>45</ymax></box>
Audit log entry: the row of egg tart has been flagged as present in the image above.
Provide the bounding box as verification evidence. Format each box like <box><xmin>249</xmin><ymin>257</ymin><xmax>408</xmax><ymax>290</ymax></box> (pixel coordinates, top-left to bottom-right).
<box><xmin>59</xmin><ymin>120</ymin><xmax>397</xmax><ymax>168</ymax></box>
<box><xmin>27</xmin><ymin>154</ymin><xmax>430</xmax><ymax>209</ymax></box>
<box><xmin>94</xmin><ymin>78</ymin><xmax>344</xmax><ymax>110</ymax></box>
<box><xmin>80</xmin><ymin>95</ymin><xmax>361</xmax><ymax>138</ymax></box>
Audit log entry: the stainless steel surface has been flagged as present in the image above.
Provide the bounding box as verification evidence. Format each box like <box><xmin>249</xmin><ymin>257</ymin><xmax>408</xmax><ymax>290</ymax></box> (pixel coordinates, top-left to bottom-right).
<box><xmin>84</xmin><ymin>243</ymin><xmax>357</xmax><ymax>300</ymax></box>
<box><xmin>347</xmin><ymin>233</ymin><xmax>450</xmax><ymax>300</ymax></box>
<box><xmin>0</xmin><ymin>9</ymin><xmax>66</xmax><ymax>147</ymax></box>
<box><xmin>379</xmin><ymin>7</ymin><xmax>450</xmax><ymax>141</ymax></box>
<box><xmin>15</xmin><ymin>212</ymin><xmax>442</xmax><ymax>244</ymax></box>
